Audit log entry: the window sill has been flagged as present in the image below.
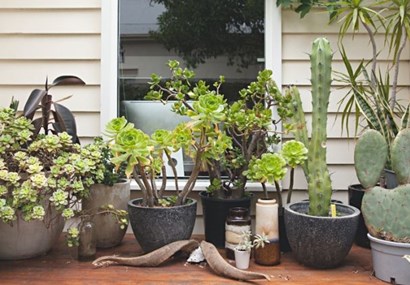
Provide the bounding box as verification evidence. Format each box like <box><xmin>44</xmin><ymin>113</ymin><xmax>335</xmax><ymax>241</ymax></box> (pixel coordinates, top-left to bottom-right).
<box><xmin>129</xmin><ymin>179</ymin><xmax>275</xmax><ymax>192</ymax></box>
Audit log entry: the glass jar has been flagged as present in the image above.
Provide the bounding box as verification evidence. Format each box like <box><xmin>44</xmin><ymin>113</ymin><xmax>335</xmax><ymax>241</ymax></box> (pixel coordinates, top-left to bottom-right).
<box><xmin>254</xmin><ymin>198</ymin><xmax>280</xmax><ymax>265</ymax></box>
<box><xmin>225</xmin><ymin>207</ymin><xmax>251</xmax><ymax>260</ymax></box>
<box><xmin>78</xmin><ymin>217</ymin><xmax>97</xmax><ymax>261</ymax></box>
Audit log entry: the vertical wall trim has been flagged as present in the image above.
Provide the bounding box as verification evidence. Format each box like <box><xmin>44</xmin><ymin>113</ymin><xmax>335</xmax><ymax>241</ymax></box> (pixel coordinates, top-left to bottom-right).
<box><xmin>265</xmin><ymin>0</ymin><xmax>282</xmax><ymax>86</ymax></box>
<box><xmin>265</xmin><ymin>1</ymin><xmax>282</xmax><ymax>136</ymax></box>
<box><xmin>100</xmin><ymin>0</ymin><xmax>119</xmax><ymax>133</ymax></box>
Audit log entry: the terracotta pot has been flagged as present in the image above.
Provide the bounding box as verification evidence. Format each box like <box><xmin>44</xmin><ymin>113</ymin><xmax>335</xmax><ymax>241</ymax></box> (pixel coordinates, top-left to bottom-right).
<box><xmin>82</xmin><ymin>180</ymin><xmax>130</xmax><ymax>248</ymax></box>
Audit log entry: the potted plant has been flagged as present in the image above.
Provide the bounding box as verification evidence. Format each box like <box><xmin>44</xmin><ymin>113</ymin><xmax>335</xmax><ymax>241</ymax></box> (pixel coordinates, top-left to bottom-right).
<box><xmin>233</xmin><ymin>230</ymin><xmax>270</xmax><ymax>270</ymax></box>
<box><xmin>146</xmin><ymin>60</ymin><xmax>295</xmax><ymax>248</ymax></box>
<box><xmin>354</xmin><ymin>129</ymin><xmax>410</xmax><ymax>284</ymax></box>
<box><xmin>79</xmin><ymin>137</ymin><xmax>130</xmax><ymax>248</ymax></box>
<box><xmin>315</xmin><ymin>0</ymin><xmax>410</xmax><ymax>249</ymax></box>
<box><xmin>0</xmin><ymin>105</ymin><xmax>103</xmax><ymax>260</ymax></box>
<box><xmin>22</xmin><ymin>75</ymin><xmax>85</xmax><ymax>144</ymax></box>
<box><xmin>283</xmin><ymin>37</ymin><xmax>360</xmax><ymax>268</ymax></box>
<box><xmin>244</xmin><ymin>139</ymin><xmax>308</xmax><ymax>257</ymax></box>
<box><xmin>105</xmin><ymin>73</ymin><xmax>232</xmax><ymax>252</ymax></box>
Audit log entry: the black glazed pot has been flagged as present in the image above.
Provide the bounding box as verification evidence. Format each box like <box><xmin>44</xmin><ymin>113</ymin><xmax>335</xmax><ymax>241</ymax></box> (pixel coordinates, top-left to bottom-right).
<box><xmin>284</xmin><ymin>201</ymin><xmax>360</xmax><ymax>268</ymax></box>
<box><xmin>199</xmin><ymin>191</ymin><xmax>252</xmax><ymax>248</ymax></box>
<box><xmin>128</xmin><ymin>198</ymin><xmax>197</xmax><ymax>253</ymax></box>
<box><xmin>348</xmin><ymin>184</ymin><xmax>370</xmax><ymax>248</ymax></box>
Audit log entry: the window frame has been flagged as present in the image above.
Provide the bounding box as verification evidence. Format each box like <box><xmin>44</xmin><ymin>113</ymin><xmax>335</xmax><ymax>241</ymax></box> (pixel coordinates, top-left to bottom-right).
<box><xmin>100</xmin><ymin>0</ymin><xmax>282</xmax><ymax>190</ymax></box>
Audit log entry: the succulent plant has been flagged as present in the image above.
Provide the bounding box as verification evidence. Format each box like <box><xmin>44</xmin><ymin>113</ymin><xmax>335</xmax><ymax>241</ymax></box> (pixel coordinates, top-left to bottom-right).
<box><xmin>288</xmin><ymin>37</ymin><xmax>333</xmax><ymax>216</ymax></box>
<box><xmin>354</xmin><ymin>129</ymin><xmax>410</xmax><ymax>242</ymax></box>
<box><xmin>0</xmin><ymin>107</ymin><xmax>104</xmax><ymax>224</ymax></box>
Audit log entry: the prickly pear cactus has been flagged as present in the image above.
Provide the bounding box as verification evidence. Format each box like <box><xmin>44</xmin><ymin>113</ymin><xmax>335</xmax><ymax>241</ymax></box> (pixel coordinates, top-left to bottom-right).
<box><xmin>355</xmin><ymin>129</ymin><xmax>410</xmax><ymax>242</ymax></box>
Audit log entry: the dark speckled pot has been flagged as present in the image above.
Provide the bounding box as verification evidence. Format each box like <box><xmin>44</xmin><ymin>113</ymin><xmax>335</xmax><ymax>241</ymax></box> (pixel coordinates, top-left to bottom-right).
<box><xmin>284</xmin><ymin>201</ymin><xmax>360</xmax><ymax>268</ymax></box>
<box><xmin>128</xmin><ymin>198</ymin><xmax>197</xmax><ymax>253</ymax></box>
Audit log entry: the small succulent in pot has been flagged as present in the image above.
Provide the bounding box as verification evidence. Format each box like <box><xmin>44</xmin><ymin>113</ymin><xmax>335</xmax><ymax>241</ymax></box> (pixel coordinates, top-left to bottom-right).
<box><xmin>235</xmin><ymin>230</ymin><xmax>270</xmax><ymax>252</ymax></box>
<box><xmin>0</xmin><ymin>106</ymin><xmax>104</xmax><ymax>224</ymax></box>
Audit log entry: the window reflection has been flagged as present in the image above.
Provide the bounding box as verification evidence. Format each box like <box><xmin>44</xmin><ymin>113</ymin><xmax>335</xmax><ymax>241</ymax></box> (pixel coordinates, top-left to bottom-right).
<box><xmin>118</xmin><ymin>0</ymin><xmax>265</xmax><ymax>177</ymax></box>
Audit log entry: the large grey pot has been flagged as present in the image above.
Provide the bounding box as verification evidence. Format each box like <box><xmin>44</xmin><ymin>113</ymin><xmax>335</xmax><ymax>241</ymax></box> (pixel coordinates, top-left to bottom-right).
<box><xmin>128</xmin><ymin>198</ymin><xmax>197</xmax><ymax>253</ymax></box>
<box><xmin>284</xmin><ymin>201</ymin><xmax>360</xmax><ymax>268</ymax></box>
<box><xmin>368</xmin><ymin>234</ymin><xmax>410</xmax><ymax>284</ymax></box>
<box><xmin>0</xmin><ymin>210</ymin><xmax>64</xmax><ymax>260</ymax></box>
<box><xmin>82</xmin><ymin>179</ymin><xmax>130</xmax><ymax>248</ymax></box>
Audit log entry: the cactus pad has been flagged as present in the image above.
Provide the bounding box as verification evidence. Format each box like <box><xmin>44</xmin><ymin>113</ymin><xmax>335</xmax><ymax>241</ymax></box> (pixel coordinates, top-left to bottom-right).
<box><xmin>356</xmin><ymin>129</ymin><xmax>410</xmax><ymax>242</ymax></box>
<box><xmin>362</xmin><ymin>185</ymin><xmax>410</xmax><ymax>242</ymax></box>
<box><xmin>354</xmin><ymin>130</ymin><xmax>388</xmax><ymax>188</ymax></box>
<box><xmin>391</xmin><ymin>128</ymin><xmax>410</xmax><ymax>184</ymax></box>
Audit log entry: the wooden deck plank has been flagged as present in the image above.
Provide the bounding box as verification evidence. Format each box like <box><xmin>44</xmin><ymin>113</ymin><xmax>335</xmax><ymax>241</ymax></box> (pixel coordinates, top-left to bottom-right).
<box><xmin>0</xmin><ymin>234</ymin><xmax>384</xmax><ymax>284</ymax></box>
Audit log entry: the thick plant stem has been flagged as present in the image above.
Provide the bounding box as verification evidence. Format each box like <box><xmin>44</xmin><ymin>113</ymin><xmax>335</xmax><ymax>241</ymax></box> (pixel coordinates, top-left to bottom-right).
<box><xmin>286</xmin><ymin>168</ymin><xmax>295</xmax><ymax>204</ymax></box>
<box><xmin>274</xmin><ymin>180</ymin><xmax>283</xmax><ymax>209</ymax></box>
<box><xmin>307</xmin><ymin>38</ymin><xmax>333</xmax><ymax>216</ymax></box>
<box><xmin>288</xmin><ymin>87</ymin><xmax>309</xmax><ymax>177</ymax></box>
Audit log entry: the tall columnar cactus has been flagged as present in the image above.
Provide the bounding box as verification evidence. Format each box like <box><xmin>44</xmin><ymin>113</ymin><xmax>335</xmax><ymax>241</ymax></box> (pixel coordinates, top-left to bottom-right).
<box><xmin>289</xmin><ymin>37</ymin><xmax>333</xmax><ymax>216</ymax></box>
<box><xmin>355</xmin><ymin>129</ymin><xmax>410</xmax><ymax>242</ymax></box>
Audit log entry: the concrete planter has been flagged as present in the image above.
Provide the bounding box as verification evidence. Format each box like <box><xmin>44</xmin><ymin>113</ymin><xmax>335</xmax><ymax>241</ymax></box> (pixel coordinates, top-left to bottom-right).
<box><xmin>0</xmin><ymin>210</ymin><xmax>64</xmax><ymax>260</ymax></box>
<box><xmin>284</xmin><ymin>201</ymin><xmax>360</xmax><ymax>268</ymax></box>
<box><xmin>82</xmin><ymin>180</ymin><xmax>131</xmax><ymax>248</ymax></box>
<box><xmin>128</xmin><ymin>198</ymin><xmax>197</xmax><ymax>253</ymax></box>
<box><xmin>368</xmin><ymin>234</ymin><xmax>410</xmax><ymax>284</ymax></box>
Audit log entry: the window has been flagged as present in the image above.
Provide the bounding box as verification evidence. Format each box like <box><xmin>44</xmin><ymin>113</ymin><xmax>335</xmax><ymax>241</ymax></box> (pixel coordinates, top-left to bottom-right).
<box><xmin>100</xmin><ymin>0</ymin><xmax>281</xmax><ymax>179</ymax></box>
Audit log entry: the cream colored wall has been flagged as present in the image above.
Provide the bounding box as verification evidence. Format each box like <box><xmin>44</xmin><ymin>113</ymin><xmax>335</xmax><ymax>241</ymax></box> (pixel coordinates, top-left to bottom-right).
<box><xmin>0</xmin><ymin>0</ymin><xmax>101</xmax><ymax>143</ymax></box>
<box><xmin>282</xmin><ymin>8</ymin><xmax>410</xmax><ymax>195</ymax></box>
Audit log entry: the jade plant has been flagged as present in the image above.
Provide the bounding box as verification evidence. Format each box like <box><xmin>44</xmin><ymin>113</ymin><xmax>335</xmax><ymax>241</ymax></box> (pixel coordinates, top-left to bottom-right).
<box><xmin>0</xmin><ymin>106</ymin><xmax>104</xmax><ymax>225</ymax></box>
<box><xmin>354</xmin><ymin>129</ymin><xmax>410</xmax><ymax>242</ymax></box>
<box><xmin>286</xmin><ymin>37</ymin><xmax>334</xmax><ymax>216</ymax></box>
<box><xmin>146</xmin><ymin>60</ymin><xmax>295</xmax><ymax>200</ymax></box>
<box><xmin>105</xmin><ymin>81</ymin><xmax>231</xmax><ymax>206</ymax></box>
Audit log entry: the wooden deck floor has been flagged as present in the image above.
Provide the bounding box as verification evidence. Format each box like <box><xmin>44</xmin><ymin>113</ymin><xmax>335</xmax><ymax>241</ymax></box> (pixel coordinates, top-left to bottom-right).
<box><xmin>0</xmin><ymin>234</ymin><xmax>385</xmax><ymax>285</ymax></box>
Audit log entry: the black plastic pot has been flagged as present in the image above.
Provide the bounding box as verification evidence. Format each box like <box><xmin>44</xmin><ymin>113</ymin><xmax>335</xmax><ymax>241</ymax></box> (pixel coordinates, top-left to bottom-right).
<box><xmin>348</xmin><ymin>184</ymin><xmax>370</xmax><ymax>248</ymax></box>
<box><xmin>284</xmin><ymin>201</ymin><xmax>360</xmax><ymax>268</ymax></box>
<box><xmin>128</xmin><ymin>198</ymin><xmax>197</xmax><ymax>253</ymax></box>
<box><xmin>199</xmin><ymin>191</ymin><xmax>252</xmax><ymax>248</ymax></box>
<box><xmin>384</xmin><ymin>169</ymin><xmax>398</xmax><ymax>189</ymax></box>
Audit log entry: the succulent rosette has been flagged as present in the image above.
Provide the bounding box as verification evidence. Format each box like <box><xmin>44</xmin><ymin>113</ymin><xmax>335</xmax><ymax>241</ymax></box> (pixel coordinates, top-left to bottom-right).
<box><xmin>0</xmin><ymin>107</ymin><xmax>103</xmax><ymax>224</ymax></box>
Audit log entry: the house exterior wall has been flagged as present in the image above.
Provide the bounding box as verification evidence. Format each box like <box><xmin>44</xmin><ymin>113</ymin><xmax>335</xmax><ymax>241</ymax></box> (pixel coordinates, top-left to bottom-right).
<box><xmin>282</xmin><ymin>8</ymin><xmax>410</xmax><ymax>194</ymax></box>
<box><xmin>0</xmin><ymin>0</ymin><xmax>101</xmax><ymax>143</ymax></box>
<box><xmin>1</xmin><ymin>2</ymin><xmax>409</xmax><ymax>233</ymax></box>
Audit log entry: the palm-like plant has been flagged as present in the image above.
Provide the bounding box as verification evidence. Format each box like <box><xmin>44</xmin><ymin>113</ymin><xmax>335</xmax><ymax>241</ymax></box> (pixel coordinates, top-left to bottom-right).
<box><xmin>329</xmin><ymin>0</ymin><xmax>410</xmax><ymax>168</ymax></box>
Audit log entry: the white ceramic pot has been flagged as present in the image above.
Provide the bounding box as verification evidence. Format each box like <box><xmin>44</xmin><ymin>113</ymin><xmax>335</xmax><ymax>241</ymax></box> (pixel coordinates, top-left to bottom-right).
<box><xmin>234</xmin><ymin>249</ymin><xmax>251</xmax><ymax>270</ymax></box>
<box><xmin>368</xmin><ymin>234</ymin><xmax>410</xmax><ymax>284</ymax></box>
